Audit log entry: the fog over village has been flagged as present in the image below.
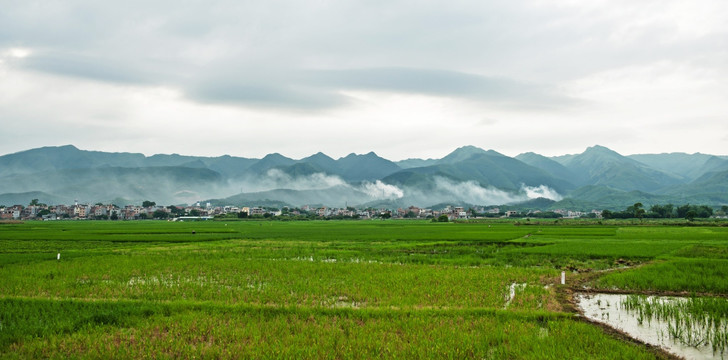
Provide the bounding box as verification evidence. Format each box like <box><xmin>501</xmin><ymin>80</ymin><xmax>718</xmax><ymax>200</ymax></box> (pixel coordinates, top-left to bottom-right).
<box><xmin>2</xmin><ymin>143</ymin><xmax>727</xmax><ymax>222</ymax></box>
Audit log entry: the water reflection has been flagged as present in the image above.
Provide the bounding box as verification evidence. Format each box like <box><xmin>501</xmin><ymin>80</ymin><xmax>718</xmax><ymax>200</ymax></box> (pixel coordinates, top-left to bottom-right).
<box><xmin>576</xmin><ymin>293</ymin><xmax>727</xmax><ymax>360</ymax></box>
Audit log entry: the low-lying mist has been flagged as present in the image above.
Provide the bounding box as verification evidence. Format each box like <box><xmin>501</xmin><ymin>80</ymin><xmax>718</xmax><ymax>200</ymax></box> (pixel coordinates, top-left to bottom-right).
<box><xmin>214</xmin><ymin>170</ymin><xmax>405</xmax><ymax>207</ymax></box>
<box><xmin>396</xmin><ymin>177</ymin><xmax>562</xmax><ymax>207</ymax></box>
<box><xmin>219</xmin><ymin>172</ymin><xmax>562</xmax><ymax>208</ymax></box>
<box><xmin>249</xmin><ymin>169</ymin><xmax>348</xmax><ymax>191</ymax></box>
<box><xmin>1</xmin><ymin>167</ymin><xmax>564</xmax><ymax>208</ymax></box>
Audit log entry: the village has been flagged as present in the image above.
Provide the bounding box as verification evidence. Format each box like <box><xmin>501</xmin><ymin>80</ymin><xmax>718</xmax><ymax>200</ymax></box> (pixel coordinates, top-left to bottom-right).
<box><xmin>0</xmin><ymin>199</ymin><xmax>600</xmax><ymax>221</ymax></box>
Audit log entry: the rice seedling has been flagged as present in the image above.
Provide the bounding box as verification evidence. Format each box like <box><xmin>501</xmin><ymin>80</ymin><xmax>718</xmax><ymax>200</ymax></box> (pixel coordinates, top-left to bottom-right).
<box><xmin>1</xmin><ymin>298</ymin><xmax>659</xmax><ymax>359</ymax></box>
<box><xmin>3</xmin><ymin>219</ymin><xmax>727</xmax><ymax>358</ymax></box>
<box><xmin>620</xmin><ymin>294</ymin><xmax>728</xmax><ymax>355</ymax></box>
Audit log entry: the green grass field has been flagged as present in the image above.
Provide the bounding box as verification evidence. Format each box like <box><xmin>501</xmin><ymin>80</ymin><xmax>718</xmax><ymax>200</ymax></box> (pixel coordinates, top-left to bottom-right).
<box><xmin>2</xmin><ymin>220</ymin><xmax>727</xmax><ymax>358</ymax></box>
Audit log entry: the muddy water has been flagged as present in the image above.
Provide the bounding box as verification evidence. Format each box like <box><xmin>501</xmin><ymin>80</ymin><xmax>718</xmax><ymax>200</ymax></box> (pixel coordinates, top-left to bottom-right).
<box><xmin>576</xmin><ymin>293</ymin><xmax>725</xmax><ymax>360</ymax></box>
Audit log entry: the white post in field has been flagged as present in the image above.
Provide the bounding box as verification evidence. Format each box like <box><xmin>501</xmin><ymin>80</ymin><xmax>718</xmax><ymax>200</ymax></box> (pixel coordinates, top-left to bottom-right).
<box><xmin>561</xmin><ymin>271</ymin><xmax>565</xmax><ymax>285</ymax></box>
<box><xmin>57</xmin><ymin>253</ymin><xmax>61</xmax><ymax>260</ymax></box>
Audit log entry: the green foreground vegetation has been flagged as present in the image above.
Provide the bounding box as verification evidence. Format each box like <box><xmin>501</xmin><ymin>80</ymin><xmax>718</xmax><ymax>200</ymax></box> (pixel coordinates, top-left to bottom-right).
<box><xmin>621</xmin><ymin>294</ymin><xmax>728</xmax><ymax>353</ymax></box>
<box><xmin>2</xmin><ymin>220</ymin><xmax>728</xmax><ymax>358</ymax></box>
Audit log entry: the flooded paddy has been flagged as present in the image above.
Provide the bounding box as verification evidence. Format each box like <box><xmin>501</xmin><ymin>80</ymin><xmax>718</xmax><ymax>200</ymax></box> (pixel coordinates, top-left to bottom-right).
<box><xmin>577</xmin><ymin>293</ymin><xmax>728</xmax><ymax>359</ymax></box>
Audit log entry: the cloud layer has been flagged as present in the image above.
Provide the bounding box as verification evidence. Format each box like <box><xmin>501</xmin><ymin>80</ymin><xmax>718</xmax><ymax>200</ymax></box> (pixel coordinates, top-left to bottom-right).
<box><xmin>1</xmin><ymin>1</ymin><xmax>727</xmax><ymax>158</ymax></box>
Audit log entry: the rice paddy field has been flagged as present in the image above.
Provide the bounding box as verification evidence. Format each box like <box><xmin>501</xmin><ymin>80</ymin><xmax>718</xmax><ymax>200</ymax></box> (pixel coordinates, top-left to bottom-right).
<box><xmin>2</xmin><ymin>219</ymin><xmax>728</xmax><ymax>359</ymax></box>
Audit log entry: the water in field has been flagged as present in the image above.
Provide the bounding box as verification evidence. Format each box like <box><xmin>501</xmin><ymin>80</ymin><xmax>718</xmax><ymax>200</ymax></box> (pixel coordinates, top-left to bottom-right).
<box><xmin>503</xmin><ymin>282</ymin><xmax>526</xmax><ymax>309</ymax></box>
<box><xmin>576</xmin><ymin>293</ymin><xmax>728</xmax><ymax>359</ymax></box>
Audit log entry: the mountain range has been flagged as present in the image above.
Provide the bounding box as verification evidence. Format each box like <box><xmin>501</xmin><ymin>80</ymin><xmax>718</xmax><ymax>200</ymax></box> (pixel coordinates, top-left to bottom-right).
<box><xmin>1</xmin><ymin>144</ymin><xmax>727</xmax><ymax>210</ymax></box>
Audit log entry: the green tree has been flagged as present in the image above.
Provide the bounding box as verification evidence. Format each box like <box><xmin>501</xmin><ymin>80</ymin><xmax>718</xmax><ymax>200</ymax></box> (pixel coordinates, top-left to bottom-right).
<box><xmin>437</xmin><ymin>214</ymin><xmax>449</xmax><ymax>222</ymax></box>
<box><xmin>627</xmin><ymin>202</ymin><xmax>645</xmax><ymax>219</ymax></box>
<box><xmin>153</xmin><ymin>210</ymin><xmax>169</xmax><ymax>219</ymax></box>
<box><xmin>601</xmin><ymin>210</ymin><xmax>613</xmax><ymax>219</ymax></box>
<box><xmin>677</xmin><ymin>204</ymin><xmax>691</xmax><ymax>218</ymax></box>
<box><xmin>695</xmin><ymin>205</ymin><xmax>713</xmax><ymax>218</ymax></box>
<box><xmin>676</xmin><ymin>204</ymin><xmax>712</xmax><ymax>219</ymax></box>
<box><xmin>168</xmin><ymin>206</ymin><xmax>185</xmax><ymax>216</ymax></box>
<box><xmin>29</xmin><ymin>199</ymin><xmax>39</xmax><ymax>206</ymax></box>
<box><xmin>685</xmin><ymin>210</ymin><xmax>697</xmax><ymax>221</ymax></box>
<box><xmin>142</xmin><ymin>201</ymin><xmax>156</xmax><ymax>208</ymax></box>
<box><xmin>649</xmin><ymin>204</ymin><xmax>674</xmax><ymax>218</ymax></box>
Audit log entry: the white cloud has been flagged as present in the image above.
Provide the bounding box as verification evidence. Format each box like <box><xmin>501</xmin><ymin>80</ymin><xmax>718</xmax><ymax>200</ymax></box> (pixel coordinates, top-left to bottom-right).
<box><xmin>6</xmin><ymin>48</ymin><xmax>31</xmax><ymax>58</ymax></box>
<box><xmin>360</xmin><ymin>181</ymin><xmax>404</xmax><ymax>200</ymax></box>
<box><xmin>396</xmin><ymin>177</ymin><xmax>564</xmax><ymax>206</ymax></box>
<box><xmin>257</xmin><ymin>169</ymin><xmax>347</xmax><ymax>191</ymax></box>
<box><xmin>522</xmin><ymin>185</ymin><xmax>563</xmax><ymax>201</ymax></box>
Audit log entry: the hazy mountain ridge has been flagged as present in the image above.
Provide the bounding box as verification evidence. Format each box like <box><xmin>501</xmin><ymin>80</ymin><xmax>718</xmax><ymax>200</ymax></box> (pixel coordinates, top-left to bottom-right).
<box><xmin>515</xmin><ymin>152</ymin><xmax>576</xmax><ymax>183</ymax></box>
<box><xmin>555</xmin><ymin>145</ymin><xmax>683</xmax><ymax>191</ymax></box>
<box><xmin>395</xmin><ymin>158</ymin><xmax>438</xmax><ymax>169</ymax></box>
<box><xmin>0</xmin><ymin>144</ymin><xmax>726</xmax><ymax>208</ymax></box>
<box><xmin>383</xmin><ymin>152</ymin><xmax>573</xmax><ymax>193</ymax></box>
<box><xmin>0</xmin><ymin>166</ymin><xmax>224</xmax><ymax>205</ymax></box>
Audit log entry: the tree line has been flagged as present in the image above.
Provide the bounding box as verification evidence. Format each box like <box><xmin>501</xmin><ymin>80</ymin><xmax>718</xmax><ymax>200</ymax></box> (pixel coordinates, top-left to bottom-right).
<box><xmin>602</xmin><ymin>203</ymin><xmax>725</xmax><ymax>221</ymax></box>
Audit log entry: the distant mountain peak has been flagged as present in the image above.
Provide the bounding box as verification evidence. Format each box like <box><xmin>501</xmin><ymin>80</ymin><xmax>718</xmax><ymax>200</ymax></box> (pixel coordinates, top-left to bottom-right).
<box><xmin>57</xmin><ymin>144</ymin><xmax>79</xmax><ymax>150</ymax></box>
<box><xmin>341</xmin><ymin>151</ymin><xmax>382</xmax><ymax>160</ymax></box>
<box><xmin>32</xmin><ymin>144</ymin><xmax>81</xmax><ymax>154</ymax></box>
<box><xmin>261</xmin><ymin>153</ymin><xmax>288</xmax><ymax>160</ymax></box>
<box><xmin>584</xmin><ymin>145</ymin><xmax>620</xmax><ymax>156</ymax></box>
<box><xmin>299</xmin><ymin>152</ymin><xmax>338</xmax><ymax>173</ymax></box>
<box><xmin>454</xmin><ymin>145</ymin><xmax>487</xmax><ymax>154</ymax></box>
<box><xmin>518</xmin><ymin>151</ymin><xmax>539</xmax><ymax>157</ymax></box>
<box><xmin>439</xmin><ymin>145</ymin><xmax>489</xmax><ymax>164</ymax></box>
<box><xmin>572</xmin><ymin>145</ymin><xmax>626</xmax><ymax>163</ymax></box>
<box><xmin>304</xmin><ymin>152</ymin><xmax>334</xmax><ymax>160</ymax></box>
<box><xmin>457</xmin><ymin>145</ymin><xmax>482</xmax><ymax>151</ymax></box>
<box><xmin>246</xmin><ymin>152</ymin><xmax>296</xmax><ymax>173</ymax></box>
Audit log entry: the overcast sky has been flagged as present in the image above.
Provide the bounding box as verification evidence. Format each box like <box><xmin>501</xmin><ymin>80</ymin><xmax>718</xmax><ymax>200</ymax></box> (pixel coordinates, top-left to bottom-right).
<box><xmin>1</xmin><ymin>0</ymin><xmax>726</xmax><ymax>160</ymax></box>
